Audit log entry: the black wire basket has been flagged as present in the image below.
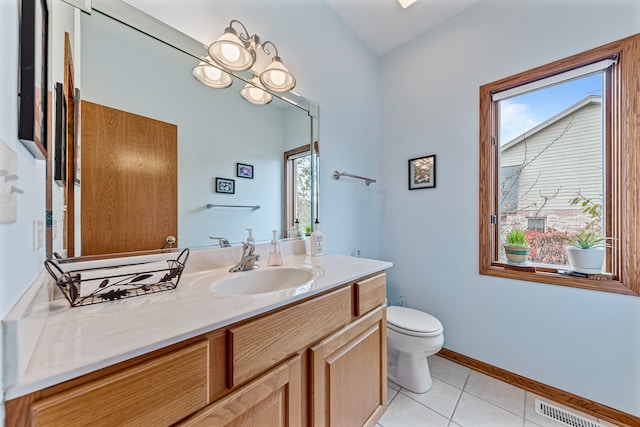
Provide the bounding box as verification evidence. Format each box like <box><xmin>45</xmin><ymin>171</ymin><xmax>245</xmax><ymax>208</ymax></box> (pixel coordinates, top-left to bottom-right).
<box><xmin>44</xmin><ymin>248</ymin><xmax>190</xmax><ymax>307</ymax></box>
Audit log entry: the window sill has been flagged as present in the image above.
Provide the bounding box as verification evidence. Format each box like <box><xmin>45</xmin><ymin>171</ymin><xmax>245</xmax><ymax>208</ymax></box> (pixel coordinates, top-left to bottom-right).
<box><xmin>480</xmin><ymin>264</ymin><xmax>635</xmax><ymax>296</ymax></box>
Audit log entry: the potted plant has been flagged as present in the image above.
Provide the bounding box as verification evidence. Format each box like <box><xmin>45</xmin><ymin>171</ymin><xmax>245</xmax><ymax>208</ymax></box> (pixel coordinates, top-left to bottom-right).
<box><xmin>504</xmin><ymin>228</ymin><xmax>530</xmax><ymax>265</ymax></box>
<box><xmin>564</xmin><ymin>230</ymin><xmax>607</xmax><ymax>274</ymax></box>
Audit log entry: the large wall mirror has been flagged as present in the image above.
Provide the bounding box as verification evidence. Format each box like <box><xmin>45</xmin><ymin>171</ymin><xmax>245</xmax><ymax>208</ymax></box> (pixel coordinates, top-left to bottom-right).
<box><xmin>49</xmin><ymin>0</ymin><xmax>319</xmax><ymax>258</ymax></box>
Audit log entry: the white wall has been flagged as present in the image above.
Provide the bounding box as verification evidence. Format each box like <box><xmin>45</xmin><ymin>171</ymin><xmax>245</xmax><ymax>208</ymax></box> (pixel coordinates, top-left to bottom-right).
<box><xmin>380</xmin><ymin>0</ymin><xmax>640</xmax><ymax>416</ymax></box>
<box><xmin>0</xmin><ymin>0</ymin><xmax>49</xmax><ymax>420</ymax></box>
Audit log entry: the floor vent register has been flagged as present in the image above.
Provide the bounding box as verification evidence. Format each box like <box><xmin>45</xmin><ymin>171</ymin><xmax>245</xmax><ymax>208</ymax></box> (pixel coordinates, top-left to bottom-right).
<box><xmin>535</xmin><ymin>399</ymin><xmax>605</xmax><ymax>427</ymax></box>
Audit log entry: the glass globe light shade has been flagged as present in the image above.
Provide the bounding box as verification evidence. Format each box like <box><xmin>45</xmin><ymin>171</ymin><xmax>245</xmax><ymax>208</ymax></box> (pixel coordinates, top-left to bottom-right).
<box><xmin>192</xmin><ymin>61</ymin><xmax>233</xmax><ymax>89</ymax></box>
<box><xmin>208</xmin><ymin>30</ymin><xmax>255</xmax><ymax>71</ymax></box>
<box><xmin>259</xmin><ymin>56</ymin><xmax>295</xmax><ymax>92</ymax></box>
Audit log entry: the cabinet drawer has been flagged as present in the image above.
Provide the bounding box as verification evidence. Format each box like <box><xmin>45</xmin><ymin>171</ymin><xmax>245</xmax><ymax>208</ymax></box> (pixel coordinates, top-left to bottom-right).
<box><xmin>229</xmin><ymin>286</ymin><xmax>352</xmax><ymax>387</ymax></box>
<box><xmin>354</xmin><ymin>273</ymin><xmax>386</xmax><ymax>316</ymax></box>
<box><xmin>30</xmin><ymin>341</ymin><xmax>209</xmax><ymax>427</ymax></box>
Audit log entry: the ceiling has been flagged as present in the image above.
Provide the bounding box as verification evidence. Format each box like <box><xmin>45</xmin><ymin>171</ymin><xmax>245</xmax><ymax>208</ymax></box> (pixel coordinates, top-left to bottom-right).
<box><xmin>324</xmin><ymin>0</ymin><xmax>481</xmax><ymax>55</ymax></box>
<box><xmin>122</xmin><ymin>0</ymin><xmax>482</xmax><ymax>57</ymax></box>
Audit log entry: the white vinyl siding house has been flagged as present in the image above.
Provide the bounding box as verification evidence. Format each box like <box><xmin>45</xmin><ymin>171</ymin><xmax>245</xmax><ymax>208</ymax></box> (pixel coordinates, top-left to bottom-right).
<box><xmin>500</xmin><ymin>96</ymin><xmax>603</xmax><ymax>234</ymax></box>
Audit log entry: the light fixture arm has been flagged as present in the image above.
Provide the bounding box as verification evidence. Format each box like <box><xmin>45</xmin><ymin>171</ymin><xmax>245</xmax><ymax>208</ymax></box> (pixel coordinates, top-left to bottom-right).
<box><xmin>260</xmin><ymin>40</ymin><xmax>279</xmax><ymax>58</ymax></box>
<box><xmin>228</xmin><ymin>19</ymin><xmax>251</xmax><ymax>44</ymax></box>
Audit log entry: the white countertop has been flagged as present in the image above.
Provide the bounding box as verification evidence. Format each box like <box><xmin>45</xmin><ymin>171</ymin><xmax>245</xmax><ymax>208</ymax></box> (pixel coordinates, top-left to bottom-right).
<box><xmin>4</xmin><ymin>251</ymin><xmax>392</xmax><ymax>400</ymax></box>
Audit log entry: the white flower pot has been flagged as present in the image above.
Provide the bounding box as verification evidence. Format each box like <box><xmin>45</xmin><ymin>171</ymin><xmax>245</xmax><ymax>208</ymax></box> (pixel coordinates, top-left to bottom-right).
<box><xmin>566</xmin><ymin>246</ymin><xmax>605</xmax><ymax>274</ymax></box>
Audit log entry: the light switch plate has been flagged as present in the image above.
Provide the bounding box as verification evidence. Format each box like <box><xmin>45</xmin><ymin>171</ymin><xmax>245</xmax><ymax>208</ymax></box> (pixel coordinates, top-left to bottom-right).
<box><xmin>0</xmin><ymin>139</ymin><xmax>18</xmax><ymax>223</ymax></box>
<box><xmin>33</xmin><ymin>220</ymin><xmax>43</xmax><ymax>250</ymax></box>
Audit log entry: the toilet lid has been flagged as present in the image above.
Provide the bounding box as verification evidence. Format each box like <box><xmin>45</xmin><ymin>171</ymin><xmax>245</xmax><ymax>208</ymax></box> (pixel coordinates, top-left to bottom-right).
<box><xmin>387</xmin><ymin>306</ymin><xmax>443</xmax><ymax>335</ymax></box>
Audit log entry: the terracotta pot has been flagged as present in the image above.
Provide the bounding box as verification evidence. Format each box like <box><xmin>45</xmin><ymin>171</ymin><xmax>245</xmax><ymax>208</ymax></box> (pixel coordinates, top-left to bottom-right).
<box><xmin>504</xmin><ymin>245</ymin><xmax>530</xmax><ymax>265</ymax></box>
<box><xmin>566</xmin><ymin>246</ymin><xmax>604</xmax><ymax>274</ymax></box>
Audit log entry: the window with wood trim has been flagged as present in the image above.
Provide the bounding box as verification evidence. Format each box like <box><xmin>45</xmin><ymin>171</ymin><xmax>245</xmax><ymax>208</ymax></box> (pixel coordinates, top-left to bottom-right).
<box><xmin>479</xmin><ymin>33</ymin><xmax>640</xmax><ymax>296</ymax></box>
<box><xmin>284</xmin><ymin>143</ymin><xmax>318</xmax><ymax>238</ymax></box>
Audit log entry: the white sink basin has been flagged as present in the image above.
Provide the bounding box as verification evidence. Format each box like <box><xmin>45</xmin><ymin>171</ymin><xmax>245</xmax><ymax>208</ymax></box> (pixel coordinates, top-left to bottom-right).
<box><xmin>188</xmin><ymin>266</ymin><xmax>322</xmax><ymax>296</ymax></box>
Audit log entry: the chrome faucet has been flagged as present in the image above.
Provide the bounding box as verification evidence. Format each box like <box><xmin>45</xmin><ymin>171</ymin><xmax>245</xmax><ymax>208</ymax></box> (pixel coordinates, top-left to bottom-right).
<box><xmin>229</xmin><ymin>242</ymin><xmax>260</xmax><ymax>272</ymax></box>
<box><xmin>210</xmin><ymin>236</ymin><xmax>231</xmax><ymax>248</ymax></box>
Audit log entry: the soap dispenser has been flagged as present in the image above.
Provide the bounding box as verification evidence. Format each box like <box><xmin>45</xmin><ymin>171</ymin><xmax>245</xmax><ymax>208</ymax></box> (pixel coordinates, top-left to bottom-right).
<box><xmin>310</xmin><ymin>219</ymin><xmax>324</xmax><ymax>256</ymax></box>
<box><xmin>245</xmin><ymin>228</ymin><xmax>255</xmax><ymax>243</ymax></box>
<box><xmin>267</xmin><ymin>230</ymin><xmax>283</xmax><ymax>266</ymax></box>
<box><xmin>294</xmin><ymin>218</ymin><xmax>303</xmax><ymax>239</ymax></box>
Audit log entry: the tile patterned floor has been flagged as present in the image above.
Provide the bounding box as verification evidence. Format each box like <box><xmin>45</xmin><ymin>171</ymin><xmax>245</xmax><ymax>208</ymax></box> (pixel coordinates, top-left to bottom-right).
<box><xmin>378</xmin><ymin>355</ymin><xmax>621</xmax><ymax>427</ymax></box>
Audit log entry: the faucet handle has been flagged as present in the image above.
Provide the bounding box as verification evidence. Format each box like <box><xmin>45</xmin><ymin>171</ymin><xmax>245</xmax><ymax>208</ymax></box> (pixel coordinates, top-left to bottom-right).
<box><xmin>210</xmin><ymin>237</ymin><xmax>231</xmax><ymax>247</ymax></box>
<box><xmin>240</xmin><ymin>241</ymin><xmax>253</xmax><ymax>256</ymax></box>
<box><xmin>246</xmin><ymin>242</ymin><xmax>256</xmax><ymax>255</ymax></box>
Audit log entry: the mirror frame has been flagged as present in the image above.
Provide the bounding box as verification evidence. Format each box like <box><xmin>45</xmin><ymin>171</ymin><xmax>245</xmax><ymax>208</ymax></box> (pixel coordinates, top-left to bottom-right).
<box><xmin>53</xmin><ymin>0</ymin><xmax>319</xmax><ymax>258</ymax></box>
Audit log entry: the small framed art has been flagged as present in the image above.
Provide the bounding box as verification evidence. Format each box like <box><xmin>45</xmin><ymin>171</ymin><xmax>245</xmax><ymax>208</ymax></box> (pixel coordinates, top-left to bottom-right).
<box><xmin>408</xmin><ymin>154</ymin><xmax>436</xmax><ymax>190</ymax></box>
<box><xmin>216</xmin><ymin>177</ymin><xmax>235</xmax><ymax>194</ymax></box>
<box><xmin>54</xmin><ymin>82</ymin><xmax>67</xmax><ymax>186</ymax></box>
<box><xmin>18</xmin><ymin>0</ymin><xmax>49</xmax><ymax>159</ymax></box>
<box><xmin>237</xmin><ymin>163</ymin><xmax>254</xmax><ymax>179</ymax></box>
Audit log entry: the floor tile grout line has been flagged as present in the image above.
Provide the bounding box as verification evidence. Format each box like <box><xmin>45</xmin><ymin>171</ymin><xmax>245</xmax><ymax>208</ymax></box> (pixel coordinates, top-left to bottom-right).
<box><xmin>397</xmin><ymin>386</ymin><xmax>458</xmax><ymax>420</ymax></box>
<box><xmin>446</xmin><ymin>369</ymin><xmax>472</xmax><ymax>424</ymax></box>
<box><xmin>462</xmin><ymin>387</ymin><xmax>527</xmax><ymax>419</ymax></box>
<box><xmin>461</xmin><ymin>369</ymin><xmax>531</xmax><ymax>420</ymax></box>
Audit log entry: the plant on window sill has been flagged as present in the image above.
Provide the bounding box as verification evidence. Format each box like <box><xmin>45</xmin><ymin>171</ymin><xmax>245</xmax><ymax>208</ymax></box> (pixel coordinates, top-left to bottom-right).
<box><xmin>504</xmin><ymin>228</ymin><xmax>531</xmax><ymax>265</ymax></box>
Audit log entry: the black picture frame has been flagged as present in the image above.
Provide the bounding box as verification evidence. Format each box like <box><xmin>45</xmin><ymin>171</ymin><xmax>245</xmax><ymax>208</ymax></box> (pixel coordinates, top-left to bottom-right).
<box><xmin>74</xmin><ymin>87</ymin><xmax>81</xmax><ymax>184</ymax></box>
<box><xmin>408</xmin><ymin>154</ymin><xmax>436</xmax><ymax>190</ymax></box>
<box><xmin>18</xmin><ymin>0</ymin><xmax>49</xmax><ymax>160</ymax></box>
<box><xmin>216</xmin><ymin>177</ymin><xmax>235</xmax><ymax>194</ymax></box>
<box><xmin>236</xmin><ymin>162</ymin><xmax>254</xmax><ymax>179</ymax></box>
<box><xmin>54</xmin><ymin>83</ymin><xmax>66</xmax><ymax>186</ymax></box>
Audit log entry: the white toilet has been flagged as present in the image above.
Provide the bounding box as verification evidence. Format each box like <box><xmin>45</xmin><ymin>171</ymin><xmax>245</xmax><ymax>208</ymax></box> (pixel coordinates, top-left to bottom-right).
<box><xmin>386</xmin><ymin>306</ymin><xmax>444</xmax><ymax>393</ymax></box>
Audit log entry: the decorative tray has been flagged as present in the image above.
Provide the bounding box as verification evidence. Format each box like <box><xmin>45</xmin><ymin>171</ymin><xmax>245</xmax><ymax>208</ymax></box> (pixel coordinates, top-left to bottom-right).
<box><xmin>44</xmin><ymin>248</ymin><xmax>190</xmax><ymax>307</ymax></box>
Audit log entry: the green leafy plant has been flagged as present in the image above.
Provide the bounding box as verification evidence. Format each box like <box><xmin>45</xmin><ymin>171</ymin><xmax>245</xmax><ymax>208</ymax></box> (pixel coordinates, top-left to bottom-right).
<box><xmin>506</xmin><ymin>228</ymin><xmax>529</xmax><ymax>247</ymax></box>
<box><xmin>569</xmin><ymin>194</ymin><xmax>602</xmax><ymax>218</ymax></box>
<box><xmin>564</xmin><ymin>230</ymin><xmax>606</xmax><ymax>249</ymax></box>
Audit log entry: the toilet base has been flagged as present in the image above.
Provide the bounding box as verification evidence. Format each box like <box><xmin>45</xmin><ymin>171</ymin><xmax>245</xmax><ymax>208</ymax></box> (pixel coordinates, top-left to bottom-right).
<box><xmin>387</xmin><ymin>350</ymin><xmax>433</xmax><ymax>394</ymax></box>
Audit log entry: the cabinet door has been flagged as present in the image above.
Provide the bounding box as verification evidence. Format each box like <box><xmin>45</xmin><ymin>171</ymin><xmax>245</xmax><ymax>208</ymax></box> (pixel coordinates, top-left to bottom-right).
<box><xmin>309</xmin><ymin>305</ymin><xmax>387</xmax><ymax>427</ymax></box>
<box><xmin>179</xmin><ymin>354</ymin><xmax>302</xmax><ymax>427</ymax></box>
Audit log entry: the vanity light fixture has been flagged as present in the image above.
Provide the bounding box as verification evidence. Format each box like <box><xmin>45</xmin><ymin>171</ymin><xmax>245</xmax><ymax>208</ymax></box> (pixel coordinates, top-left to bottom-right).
<box><xmin>398</xmin><ymin>0</ymin><xmax>418</xmax><ymax>8</ymax></box>
<box><xmin>192</xmin><ymin>19</ymin><xmax>296</xmax><ymax>105</ymax></box>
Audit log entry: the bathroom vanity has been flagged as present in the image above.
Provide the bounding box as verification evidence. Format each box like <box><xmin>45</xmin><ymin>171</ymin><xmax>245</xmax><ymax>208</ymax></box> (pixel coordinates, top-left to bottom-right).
<box><xmin>4</xmin><ymin>250</ymin><xmax>391</xmax><ymax>426</ymax></box>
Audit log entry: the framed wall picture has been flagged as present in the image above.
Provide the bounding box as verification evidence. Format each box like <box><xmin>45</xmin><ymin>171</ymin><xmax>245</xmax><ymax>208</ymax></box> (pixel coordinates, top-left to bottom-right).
<box><xmin>74</xmin><ymin>87</ymin><xmax>81</xmax><ymax>184</ymax></box>
<box><xmin>408</xmin><ymin>154</ymin><xmax>436</xmax><ymax>190</ymax></box>
<box><xmin>54</xmin><ymin>83</ymin><xmax>67</xmax><ymax>186</ymax></box>
<box><xmin>237</xmin><ymin>162</ymin><xmax>254</xmax><ymax>179</ymax></box>
<box><xmin>18</xmin><ymin>0</ymin><xmax>49</xmax><ymax>160</ymax></box>
<box><xmin>216</xmin><ymin>177</ymin><xmax>235</xmax><ymax>194</ymax></box>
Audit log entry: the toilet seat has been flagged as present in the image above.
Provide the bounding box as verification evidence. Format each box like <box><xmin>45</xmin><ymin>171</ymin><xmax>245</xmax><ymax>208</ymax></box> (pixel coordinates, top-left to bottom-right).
<box><xmin>387</xmin><ymin>306</ymin><xmax>443</xmax><ymax>337</ymax></box>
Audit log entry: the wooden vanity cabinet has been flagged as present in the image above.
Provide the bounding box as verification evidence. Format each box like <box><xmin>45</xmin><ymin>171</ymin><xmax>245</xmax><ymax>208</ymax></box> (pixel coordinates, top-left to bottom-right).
<box><xmin>5</xmin><ymin>272</ymin><xmax>387</xmax><ymax>427</ymax></box>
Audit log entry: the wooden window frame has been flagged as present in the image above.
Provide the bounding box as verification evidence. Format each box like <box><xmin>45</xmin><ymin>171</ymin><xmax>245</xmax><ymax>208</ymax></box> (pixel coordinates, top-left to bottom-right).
<box><xmin>479</xmin><ymin>33</ymin><xmax>640</xmax><ymax>296</ymax></box>
<box><xmin>284</xmin><ymin>142</ymin><xmax>318</xmax><ymax>238</ymax></box>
